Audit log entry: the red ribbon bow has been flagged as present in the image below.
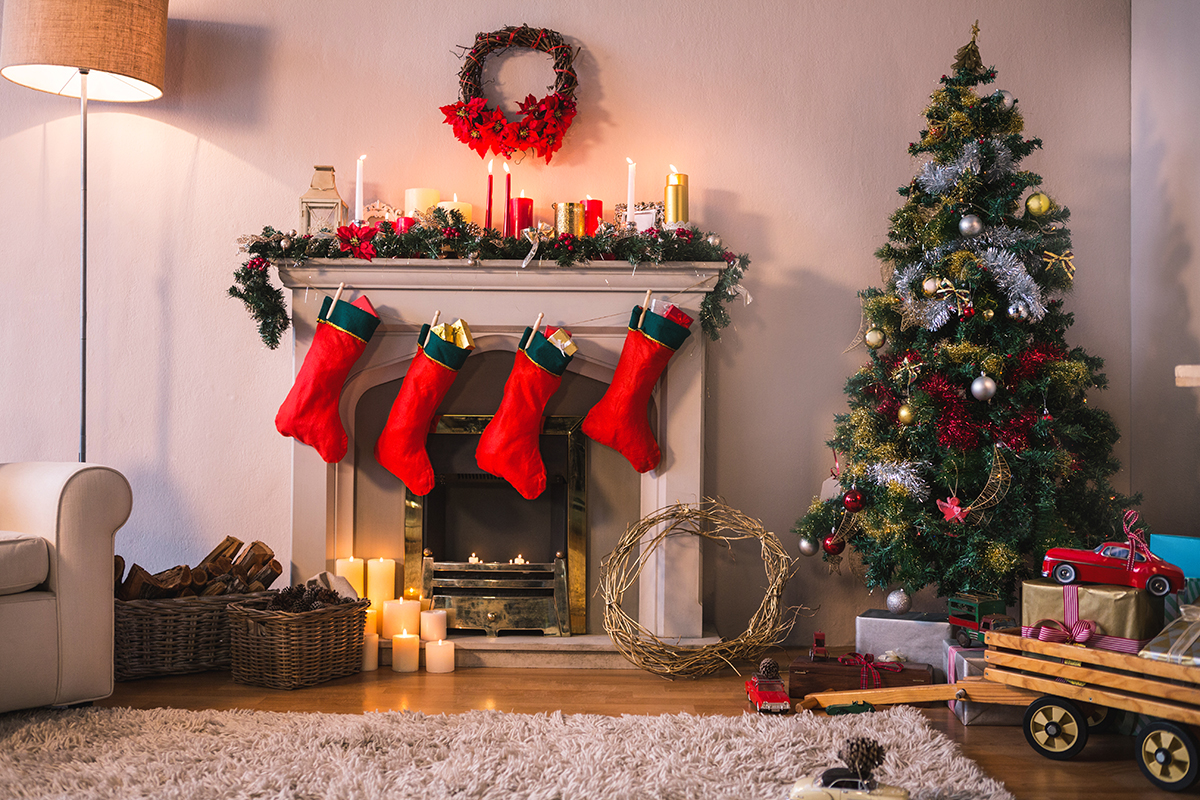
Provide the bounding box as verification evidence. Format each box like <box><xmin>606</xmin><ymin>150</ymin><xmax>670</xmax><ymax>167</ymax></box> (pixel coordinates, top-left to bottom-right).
<box><xmin>1123</xmin><ymin>510</ymin><xmax>1151</xmax><ymax>571</ymax></box>
<box><xmin>838</xmin><ymin>652</ymin><xmax>903</xmax><ymax>689</ymax></box>
<box><xmin>1029</xmin><ymin>617</ymin><xmax>1096</xmax><ymax>644</ymax></box>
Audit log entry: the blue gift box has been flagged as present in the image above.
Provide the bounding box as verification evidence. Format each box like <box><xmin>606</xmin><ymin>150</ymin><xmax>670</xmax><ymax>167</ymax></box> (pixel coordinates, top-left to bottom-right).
<box><xmin>1150</xmin><ymin>533</ymin><xmax>1200</xmax><ymax>579</ymax></box>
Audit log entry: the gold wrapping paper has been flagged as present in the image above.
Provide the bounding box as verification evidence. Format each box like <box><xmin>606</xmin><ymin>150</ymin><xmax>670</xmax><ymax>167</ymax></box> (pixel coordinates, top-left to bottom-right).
<box><xmin>430</xmin><ymin>319</ymin><xmax>475</xmax><ymax>350</ymax></box>
<box><xmin>1021</xmin><ymin>579</ymin><xmax>1164</xmax><ymax>641</ymax></box>
<box><xmin>546</xmin><ymin>328</ymin><xmax>578</xmax><ymax>356</ymax></box>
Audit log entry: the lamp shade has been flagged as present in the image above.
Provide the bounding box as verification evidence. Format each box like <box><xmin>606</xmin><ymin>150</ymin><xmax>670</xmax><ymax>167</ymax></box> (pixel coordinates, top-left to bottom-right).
<box><xmin>0</xmin><ymin>0</ymin><xmax>168</xmax><ymax>102</ymax></box>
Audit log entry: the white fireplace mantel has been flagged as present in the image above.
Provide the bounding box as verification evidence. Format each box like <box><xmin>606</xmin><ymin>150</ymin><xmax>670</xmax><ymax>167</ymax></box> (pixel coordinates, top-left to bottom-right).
<box><xmin>279</xmin><ymin>258</ymin><xmax>721</xmax><ymax>639</ymax></box>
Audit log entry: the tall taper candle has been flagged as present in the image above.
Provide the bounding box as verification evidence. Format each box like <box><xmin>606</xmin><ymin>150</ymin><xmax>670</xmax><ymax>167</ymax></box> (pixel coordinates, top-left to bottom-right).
<box><xmin>503</xmin><ymin>162</ymin><xmax>512</xmax><ymax>237</ymax></box>
<box><xmin>355</xmin><ymin>155</ymin><xmax>366</xmax><ymax>222</ymax></box>
<box><xmin>485</xmin><ymin>159</ymin><xmax>494</xmax><ymax>231</ymax></box>
<box><xmin>626</xmin><ymin>157</ymin><xmax>636</xmax><ymax>227</ymax></box>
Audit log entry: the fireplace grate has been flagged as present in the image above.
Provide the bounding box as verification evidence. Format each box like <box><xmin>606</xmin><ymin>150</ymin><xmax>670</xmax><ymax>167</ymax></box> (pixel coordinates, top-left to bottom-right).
<box><xmin>422</xmin><ymin>555</ymin><xmax>570</xmax><ymax>637</ymax></box>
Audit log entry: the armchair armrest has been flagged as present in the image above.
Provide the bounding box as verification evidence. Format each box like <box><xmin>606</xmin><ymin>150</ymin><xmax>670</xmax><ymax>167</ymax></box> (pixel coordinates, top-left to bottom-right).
<box><xmin>0</xmin><ymin>462</ymin><xmax>132</xmax><ymax>705</ymax></box>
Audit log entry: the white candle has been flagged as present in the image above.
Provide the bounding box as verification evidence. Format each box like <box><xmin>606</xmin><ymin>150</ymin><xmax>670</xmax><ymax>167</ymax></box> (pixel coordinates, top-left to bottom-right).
<box><xmin>335</xmin><ymin>556</ymin><xmax>365</xmax><ymax>598</ymax></box>
<box><xmin>404</xmin><ymin>188</ymin><xmax>440</xmax><ymax>216</ymax></box>
<box><xmin>626</xmin><ymin>157</ymin><xmax>636</xmax><ymax>226</ymax></box>
<box><xmin>395</xmin><ymin>599</ymin><xmax>421</xmax><ymax>637</ymax></box>
<box><xmin>364</xmin><ymin>608</ymin><xmax>378</xmax><ymax>636</ymax></box>
<box><xmin>425</xmin><ymin>639</ymin><xmax>455</xmax><ymax>673</ymax></box>
<box><xmin>468</xmin><ymin>553</ymin><xmax>480</xmax><ymax>564</ymax></box>
<box><xmin>436</xmin><ymin>193</ymin><xmax>473</xmax><ymax>224</ymax></box>
<box><xmin>421</xmin><ymin>609</ymin><xmax>447</xmax><ymax>641</ymax></box>
<box><xmin>513</xmin><ymin>555</ymin><xmax>525</xmax><ymax>565</ymax></box>
<box><xmin>382</xmin><ymin>599</ymin><xmax>408</xmax><ymax>639</ymax></box>
<box><xmin>361</xmin><ymin>633</ymin><xmax>379</xmax><ymax>671</ymax></box>
<box><xmin>366</xmin><ymin>557</ymin><xmax>396</xmax><ymax>612</ymax></box>
<box><xmin>391</xmin><ymin>630</ymin><xmax>420</xmax><ymax>672</ymax></box>
<box><xmin>355</xmin><ymin>154</ymin><xmax>366</xmax><ymax>222</ymax></box>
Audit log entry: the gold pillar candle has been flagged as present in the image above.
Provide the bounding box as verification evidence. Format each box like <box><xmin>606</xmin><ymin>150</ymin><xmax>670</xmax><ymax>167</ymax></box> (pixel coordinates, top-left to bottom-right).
<box><xmin>553</xmin><ymin>202</ymin><xmax>585</xmax><ymax>237</ymax></box>
<box><xmin>665</xmin><ymin>168</ymin><xmax>688</xmax><ymax>223</ymax></box>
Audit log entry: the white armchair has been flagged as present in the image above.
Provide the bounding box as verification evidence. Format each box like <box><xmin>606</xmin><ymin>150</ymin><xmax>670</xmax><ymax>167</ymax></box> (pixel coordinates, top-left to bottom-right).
<box><xmin>0</xmin><ymin>462</ymin><xmax>132</xmax><ymax>713</ymax></box>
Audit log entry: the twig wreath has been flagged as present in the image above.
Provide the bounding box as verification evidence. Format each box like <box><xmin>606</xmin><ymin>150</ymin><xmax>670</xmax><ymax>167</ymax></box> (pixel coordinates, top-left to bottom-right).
<box><xmin>599</xmin><ymin>499</ymin><xmax>803</xmax><ymax>678</ymax></box>
<box><xmin>440</xmin><ymin>25</ymin><xmax>579</xmax><ymax>163</ymax></box>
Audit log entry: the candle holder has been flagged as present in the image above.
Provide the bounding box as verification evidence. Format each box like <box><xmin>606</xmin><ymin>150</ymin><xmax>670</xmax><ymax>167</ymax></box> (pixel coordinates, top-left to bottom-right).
<box><xmin>299</xmin><ymin>165</ymin><xmax>347</xmax><ymax>236</ymax></box>
<box><xmin>553</xmin><ymin>202</ymin><xmax>585</xmax><ymax>237</ymax></box>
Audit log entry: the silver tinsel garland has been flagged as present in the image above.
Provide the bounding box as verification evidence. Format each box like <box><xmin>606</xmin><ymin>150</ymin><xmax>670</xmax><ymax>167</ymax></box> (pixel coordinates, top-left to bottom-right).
<box><xmin>915</xmin><ymin>138</ymin><xmax>1016</xmax><ymax>196</ymax></box>
<box><xmin>894</xmin><ymin>224</ymin><xmax>1045</xmax><ymax>331</ymax></box>
<box><xmin>867</xmin><ymin>460</ymin><xmax>931</xmax><ymax>501</ymax></box>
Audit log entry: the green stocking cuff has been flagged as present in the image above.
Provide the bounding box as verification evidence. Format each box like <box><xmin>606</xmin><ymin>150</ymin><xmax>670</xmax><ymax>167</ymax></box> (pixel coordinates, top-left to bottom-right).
<box><xmin>628</xmin><ymin>306</ymin><xmax>691</xmax><ymax>351</ymax></box>
<box><xmin>418</xmin><ymin>324</ymin><xmax>472</xmax><ymax>370</ymax></box>
<box><xmin>319</xmin><ymin>296</ymin><xmax>380</xmax><ymax>343</ymax></box>
<box><xmin>522</xmin><ymin>328</ymin><xmax>574</xmax><ymax>376</ymax></box>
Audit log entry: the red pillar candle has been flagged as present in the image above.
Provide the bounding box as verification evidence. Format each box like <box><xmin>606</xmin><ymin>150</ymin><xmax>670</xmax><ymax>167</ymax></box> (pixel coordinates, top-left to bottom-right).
<box><xmin>583</xmin><ymin>197</ymin><xmax>603</xmax><ymax>237</ymax></box>
<box><xmin>509</xmin><ymin>194</ymin><xmax>533</xmax><ymax>235</ymax></box>
<box><xmin>485</xmin><ymin>159</ymin><xmax>494</xmax><ymax>232</ymax></box>
<box><xmin>502</xmin><ymin>163</ymin><xmax>512</xmax><ymax>237</ymax></box>
<box><xmin>394</xmin><ymin>216</ymin><xmax>416</xmax><ymax>234</ymax></box>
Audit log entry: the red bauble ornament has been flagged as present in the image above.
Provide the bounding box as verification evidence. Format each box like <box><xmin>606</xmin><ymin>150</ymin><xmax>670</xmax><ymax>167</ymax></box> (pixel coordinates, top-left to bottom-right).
<box><xmin>842</xmin><ymin>489</ymin><xmax>865</xmax><ymax>512</ymax></box>
<box><xmin>960</xmin><ymin>306</ymin><xmax>975</xmax><ymax>320</ymax></box>
<box><xmin>823</xmin><ymin>535</ymin><xmax>845</xmax><ymax>555</ymax></box>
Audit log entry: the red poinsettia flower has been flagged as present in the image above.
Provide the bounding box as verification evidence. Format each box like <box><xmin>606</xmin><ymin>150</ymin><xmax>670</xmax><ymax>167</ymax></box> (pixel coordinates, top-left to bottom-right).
<box><xmin>440</xmin><ymin>97</ymin><xmax>488</xmax><ymax>141</ymax></box>
<box><xmin>466</xmin><ymin>123</ymin><xmax>493</xmax><ymax>158</ymax></box>
<box><xmin>502</xmin><ymin>117</ymin><xmax>542</xmax><ymax>153</ymax></box>
<box><xmin>337</xmin><ymin>223</ymin><xmax>378</xmax><ymax>261</ymax></box>
<box><xmin>517</xmin><ymin>93</ymin><xmax>540</xmax><ymax>115</ymax></box>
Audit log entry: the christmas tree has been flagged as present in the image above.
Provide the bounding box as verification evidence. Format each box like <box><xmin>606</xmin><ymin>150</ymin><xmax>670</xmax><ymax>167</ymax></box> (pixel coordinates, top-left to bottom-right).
<box><xmin>794</xmin><ymin>27</ymin><xmax>1136</xmax><ymax>601</ymax></box>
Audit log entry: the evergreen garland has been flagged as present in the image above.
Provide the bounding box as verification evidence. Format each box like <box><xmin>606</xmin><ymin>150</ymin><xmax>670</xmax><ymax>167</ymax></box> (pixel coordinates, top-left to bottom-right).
<box><xmin>233</xmin><ymin>208</ymin><xmax>750</xmax><ymax>349</ymax></box>
<box><xmin>793</xmin><ymin>31</ymin><xmax>1137</xmax><ymax>602</ymax></box>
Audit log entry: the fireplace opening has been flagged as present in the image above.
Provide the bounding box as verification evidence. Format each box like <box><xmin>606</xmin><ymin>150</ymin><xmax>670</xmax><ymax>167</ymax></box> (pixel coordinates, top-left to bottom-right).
<box><xmin>404</xmin><ymin>415</ymin><xmax>587</xmax><ymax>635</ymax></box>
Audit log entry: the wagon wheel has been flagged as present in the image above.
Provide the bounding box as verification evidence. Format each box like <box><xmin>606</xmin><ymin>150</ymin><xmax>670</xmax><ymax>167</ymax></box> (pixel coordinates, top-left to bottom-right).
<box><xmin>1083</xmin><ymin>704</ymin><xmax>1116</xmax><ymax>733</ymax></box>
<box><xmin>1023</xmin><ymin>696</ymin><xmax>1089</xmax><ymax>760</ymax></box>
<box><xmin>1137</xmin><ymin>720</ymin><xmax>1200</xmax><ymax>791</ymax></box>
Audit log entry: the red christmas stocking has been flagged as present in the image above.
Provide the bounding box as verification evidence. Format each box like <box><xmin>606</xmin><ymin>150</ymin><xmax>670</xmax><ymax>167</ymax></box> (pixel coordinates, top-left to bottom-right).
<box><xmin>374</xmin><ymin>322</ymin><xmax>473</xmax><ymax>495</ymax></box>
<box><xmin>476</xmin><ymin>326</ymin><xmax>576</xmax><ymax>499</ymax></box>
<box><xmin>582</xmin><ymin>305</ymin><xmax>692</xmax><ymax>473</ymax></box>
<box><xmin>276</xmin><ymin>294</ymin><xmax>380</xmax><ymax>463</ymax></box>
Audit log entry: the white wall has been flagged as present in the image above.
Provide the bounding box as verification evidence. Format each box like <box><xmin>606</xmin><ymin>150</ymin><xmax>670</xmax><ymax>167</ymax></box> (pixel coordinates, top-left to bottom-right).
<box><xmin>0</xmin><ymin>0</ymin><xmax>1134</xmax><ymax>646</ymax></box>
<box><xmin>1131</xmin><ymin>0</ymin><xmax>1200</xmax><ymax>541</ymax></box>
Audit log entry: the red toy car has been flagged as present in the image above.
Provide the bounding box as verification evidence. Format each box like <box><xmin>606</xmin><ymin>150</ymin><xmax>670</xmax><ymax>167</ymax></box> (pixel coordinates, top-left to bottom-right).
<box><xmin>1041</xmin><ymin>542</ymin><xmax>1184</xmax><ymax>597</ymax></box>
<box><xmin>746</xmin><ymin>675</ymin><xmax>790</xmax><ymax>714</ymax></box>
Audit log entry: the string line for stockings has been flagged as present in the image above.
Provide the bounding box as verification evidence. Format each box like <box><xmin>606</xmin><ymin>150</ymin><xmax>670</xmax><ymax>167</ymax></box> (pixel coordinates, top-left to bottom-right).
<box><xmin>293</xmin><ymin>274</ymin><xmax>718</xmax><ymax>331</ymax></box>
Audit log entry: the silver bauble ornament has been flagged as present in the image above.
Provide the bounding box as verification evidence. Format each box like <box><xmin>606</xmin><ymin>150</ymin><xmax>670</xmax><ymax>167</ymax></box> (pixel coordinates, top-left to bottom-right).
<box><xmin>996</xmin><ymin>89</ymin><xmax>1015</xmax><ymax>110</ymax></box>
<box><xmin>886</xmin><ymin>588</ymin><xmax>912</xmax><ymax>614</ymax></box>
<box><xmin>959</xmin><ymin>214</ymin><xmax>984</xmax><ymax>237</ymax></box>
<box><xmin>864</xmin><ymin>328</ymin><xmax>886</xmax><ymax>349</ymax></box>
<box><xmin>1007</xmin><ymin>303</ymin><xmax>1030</xmax><ymax>321</ymax></box>
<box><xmin>971</xmin><ymin>372</ymin><xmax>998</xmax><ymax>401</ymax></box>
<box><xmin>280</xmin><ymin>238</ymin><xmax>291</xmax><ymax>251</ymax></box>
<box><xmin>797</xmin><ymin>536</ymin><xmax>820</xmax><ymax>557</ymax></box>
<box><xmin>707</xmin><ymin>234</ymin><xmax>722</xmax><ymax>248</ymax></box>
<box><xmin>465</xmin><ymin>255</ymin><xmax>479</xmax><ymax>266</ymax></box>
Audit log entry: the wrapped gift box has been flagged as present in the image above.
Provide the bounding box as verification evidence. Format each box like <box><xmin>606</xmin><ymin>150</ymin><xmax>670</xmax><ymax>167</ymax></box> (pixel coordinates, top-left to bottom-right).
<box><xmin>1020</xmin><ymin>579</ymin><xmax>1163</xmax><ymax>654</ymax></box>
<box><xmin>856</xmin><ymin>609</ymin><xmax>951</xmax><ymax>681</ymax></box>
<box><xmin>1139</xmin><ymin>609</ymin><xmax>1200</xmax><ymax>667</ymax></box>
<box><xmin>788</xmin><ymin>655</ymin><xmax>934</xmax><ymax>698</ymax></box>
<box><xmin>943</xmin><ymin>640</ymin><xmax>1024</xmax><ymax>726</ymax></box>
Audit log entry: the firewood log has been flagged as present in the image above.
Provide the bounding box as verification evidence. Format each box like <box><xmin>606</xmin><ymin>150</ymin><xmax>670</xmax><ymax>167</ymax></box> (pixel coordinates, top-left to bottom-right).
<box><xmin>198</xmin><ymin>536</ymin><xmax>243</xmax><ymax>569</ymax></box>
<box><xmin>233</xmin><ymin>541</ymin><xmax>275</xmax><ymax>575</ymax></box>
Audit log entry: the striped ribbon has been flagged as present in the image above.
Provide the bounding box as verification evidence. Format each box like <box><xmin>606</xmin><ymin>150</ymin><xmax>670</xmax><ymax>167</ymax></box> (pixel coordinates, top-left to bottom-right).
<box><xmin>1123</xmin><ymin>510</ymin><xmax>1151</xmax><ymax>571</ymax></box>
<box><xmin>837</xmin><ymin>653</ymin><xmax>903</xmax><ymax>689</ymax></box>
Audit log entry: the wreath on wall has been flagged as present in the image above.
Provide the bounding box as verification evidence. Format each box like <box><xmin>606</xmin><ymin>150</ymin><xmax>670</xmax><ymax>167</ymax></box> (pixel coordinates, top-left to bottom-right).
<box><xmin>440</xmin><ymin>25</ymin><xmax>579</xmax><ymax>163</ymax></box>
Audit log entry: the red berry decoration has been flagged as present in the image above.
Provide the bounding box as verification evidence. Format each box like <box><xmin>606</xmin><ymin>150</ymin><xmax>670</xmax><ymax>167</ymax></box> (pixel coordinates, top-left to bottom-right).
<box><xmin>842</xmin><ymin>489</ymin><xmax>865</xmax><ymax>512</ymax></box>
<box><xmin>823</xmin><ymin>535</ymin><xmax>846</xmax><ymax>555</ymax></box>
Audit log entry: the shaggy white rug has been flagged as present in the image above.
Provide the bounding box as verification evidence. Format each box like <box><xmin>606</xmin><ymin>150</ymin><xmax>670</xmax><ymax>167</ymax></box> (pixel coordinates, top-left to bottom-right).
<box><xmin>0</xmin><ymin>704</ymin><xmax>1010</xmax><ymax>800</ymax></box>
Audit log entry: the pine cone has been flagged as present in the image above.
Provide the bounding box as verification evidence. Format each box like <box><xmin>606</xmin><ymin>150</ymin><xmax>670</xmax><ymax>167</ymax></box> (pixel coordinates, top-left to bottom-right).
<box><xmin>758</xmin><ymin>657</ymin><xmax>780</xmax><ymax>680</ymax></box>
<box><xmin>839</xmin><ymin>737</ymin><xmax>886</xmax><ymax>780</ymax></box>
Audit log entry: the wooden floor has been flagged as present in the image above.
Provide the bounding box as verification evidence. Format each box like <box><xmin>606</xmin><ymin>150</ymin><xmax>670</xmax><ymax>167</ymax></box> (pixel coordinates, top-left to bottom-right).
<box><xmin>97</xmin><ymin>654</ymin><xmax>1177</xmax><ymax>800</ymax></box>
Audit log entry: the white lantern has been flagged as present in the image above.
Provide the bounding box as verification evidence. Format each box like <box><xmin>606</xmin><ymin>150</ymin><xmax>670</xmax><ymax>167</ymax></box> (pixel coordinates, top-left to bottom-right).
<box><xmin>299</xmin><ymin>165</ymin><xmax>347</xmax><ymax>236</ymax></box>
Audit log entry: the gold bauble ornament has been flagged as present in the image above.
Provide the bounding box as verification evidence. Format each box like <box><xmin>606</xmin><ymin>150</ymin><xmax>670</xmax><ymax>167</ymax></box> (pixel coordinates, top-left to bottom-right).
<box><xmin>897</xmin><ymin>404</ymin><xmax>915</xmax><ymax>425</ymax></box>
<box><xmin>1026</xmin><ymin>192</ymin><xmax>1051</xmax><ymax>216</ymax></box>
<box><xmin>922</xmin><ymin>277</ymin><xmax>939</xmax><ymax>297</ymax></box>
<box><xmin>864</xmin><ymin>328</ymin><xmax>886</xmax><ymax>349</ymax></box>
<box><xmin>981</xmin><ymin>309</ymin><xmax>994</xmax><ymax>322</ymax></box>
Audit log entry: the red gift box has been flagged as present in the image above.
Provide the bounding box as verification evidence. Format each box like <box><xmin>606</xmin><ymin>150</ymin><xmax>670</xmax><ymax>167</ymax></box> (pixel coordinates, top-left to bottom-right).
<box><xmin>787</xmin><ymin>652</ymin><xmax>934</xmax><ymax>699</ymax></box>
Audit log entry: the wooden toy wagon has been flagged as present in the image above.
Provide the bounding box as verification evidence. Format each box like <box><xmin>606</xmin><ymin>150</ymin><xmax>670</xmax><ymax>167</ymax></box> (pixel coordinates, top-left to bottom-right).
<box><xmin>983</xmin><ymin>628</ymin><xmax>1200</xmax><ymax>792</ymax></box>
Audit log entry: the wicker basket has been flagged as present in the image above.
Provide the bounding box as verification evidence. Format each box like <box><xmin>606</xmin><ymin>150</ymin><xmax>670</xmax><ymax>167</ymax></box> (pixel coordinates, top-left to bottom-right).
<box><xmin>227</xmin><ymin>597</ymin><xmax>370</xmax><ymax>690</ymax></box>
<box><xmin>114</xmin><ymin>593</ymin><xmax>268</xmax><ymax>681</ymax></box>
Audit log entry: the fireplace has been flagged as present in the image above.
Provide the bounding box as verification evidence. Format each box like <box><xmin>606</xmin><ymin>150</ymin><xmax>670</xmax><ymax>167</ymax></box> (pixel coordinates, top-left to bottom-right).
<box><xmin>280</xmin><ymin>258</ymin><xmax>719</xmax><ymax>640</ymax></box>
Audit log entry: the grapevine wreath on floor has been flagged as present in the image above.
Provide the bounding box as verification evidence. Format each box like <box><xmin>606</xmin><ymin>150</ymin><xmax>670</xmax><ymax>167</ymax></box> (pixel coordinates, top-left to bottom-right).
<box><xmin>599</xmin><ymin>499</ymin><xmax>803</xmax><ymax>678</ymax></box>
<box><xmin>440</xmin><ymin>25</ymin><xmax>579</xmax><ymax>163</ymax></box>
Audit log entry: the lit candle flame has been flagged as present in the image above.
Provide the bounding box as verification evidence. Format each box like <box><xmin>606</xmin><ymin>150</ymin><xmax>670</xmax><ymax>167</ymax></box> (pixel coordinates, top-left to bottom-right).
<box><xmin>503</xmin><ymin>162</ymin><xmax>511</xmax><ymax>175</ymax></box>
<box><xmin>359</xmin><ymin>154</ymin><xmax>366</xmax><ymax>162</ymax></box>
<box><xmin>586</xmin><ymin>194</ymin><xmax>592</xmax><ymax>200</ymax></box>
<box><xmin>402</xmin><ymin>628</ymin><xmax>408</xmax><ymax>636</ymax></box>
<box><xmin>520</xmin><ymin>189</ymin><xmax>525</xmax><ymax>198</ymax></box>
<box><xmin>453</xmin><ymin>193</ymin><xmax>458</xmax><ymax>202</ymax></box>
<box><xmin>670</xmin><ymin>164</ymin><xmax>678</xmax><ymax>174</ymax></box>
<box><xmin>488</xmin><ymin>159</ymin><xmax>493</xmax><ymax>174</ymax></box>
<box><xmin>627</xmin><ymin>157</ymin><xmax>634</xmax><ymax>165</ymax></box>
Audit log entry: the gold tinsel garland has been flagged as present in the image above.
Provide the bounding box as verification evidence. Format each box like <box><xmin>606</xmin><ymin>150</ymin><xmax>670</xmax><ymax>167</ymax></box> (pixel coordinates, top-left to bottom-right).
<box><xmin>598</xmin><ymin>500</ymin><xmax>803</xmax><ymax>678</ymax></box>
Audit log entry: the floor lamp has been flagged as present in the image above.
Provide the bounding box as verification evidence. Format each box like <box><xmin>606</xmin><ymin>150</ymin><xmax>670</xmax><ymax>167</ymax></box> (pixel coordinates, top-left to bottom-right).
<box><xmin>0</xmin><ymin>0</ymin><xmax>168</xmax><ymax>462</ymax></box>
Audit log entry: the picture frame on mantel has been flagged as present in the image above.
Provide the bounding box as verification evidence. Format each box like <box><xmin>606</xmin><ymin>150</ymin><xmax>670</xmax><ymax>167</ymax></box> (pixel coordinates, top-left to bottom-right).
<box><xmin>614</xmin><ymin>201</ymin><xmax>663</xmax><ymax>232</ymax></box>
